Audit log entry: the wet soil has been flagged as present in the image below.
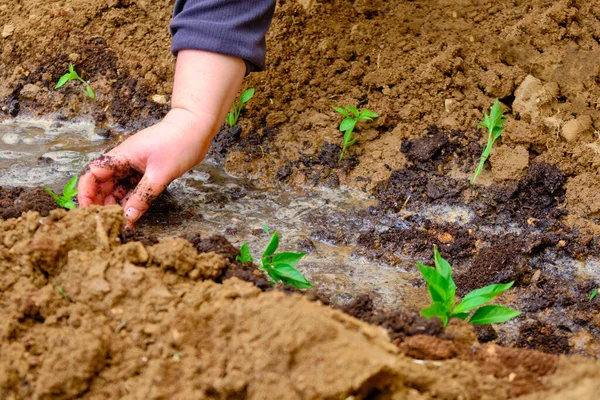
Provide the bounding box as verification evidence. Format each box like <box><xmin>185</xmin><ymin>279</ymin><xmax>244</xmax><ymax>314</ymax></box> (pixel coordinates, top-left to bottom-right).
<box><xmin>1</xmin><ymin>207</ymin><xmax>600</xmax><ymax>399</ymax></box>
<box><xmin>0</xmin><ymin>186</ymin><xmax>56</xmax><ymax>220</ymax></box>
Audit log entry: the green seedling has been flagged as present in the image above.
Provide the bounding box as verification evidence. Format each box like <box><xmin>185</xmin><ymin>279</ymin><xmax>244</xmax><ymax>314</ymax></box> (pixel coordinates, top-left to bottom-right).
<box><xmin>44</xmin><ymin>176</ymin><xmax>78</xmax><ymax>210</ymax></box>
<box><xmin>589</xmin><ymin>288</ymin><xmax>598</xmax><ymax>301</ymax></box>
<box><xmin>333</xmin><ymin>106</ymin><xmax>379</xmax><ymax>162</ymax></box>
<box><xmin>472</xmin><ymin>99</ymin><xmax>506</xmax><ymax>184</ymax></box>
<box><xmin>418</xmin><ymin>246</ymin><xmax>521</xmax><ymax>327</ymax></box>
<box><xmin>226</xmin><ymin>88</ymin><xmax>255</xmax><ymax>128</ymax></box>
<box><xmin>236</xmin><ymin>226</ymin><xmax>312</xmax><ymax>289</ymax></box>
<box><xmin>55</xmin><ymin>63</ymin><xmax>96</xmax><ymax>99</ymax></box>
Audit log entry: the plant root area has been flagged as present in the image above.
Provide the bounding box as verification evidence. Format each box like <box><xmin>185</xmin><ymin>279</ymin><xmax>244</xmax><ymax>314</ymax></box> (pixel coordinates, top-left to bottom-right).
<box><xmin>2</xmin><ymin>0</ymin><xmax>600</xmax><ymax>399</ymax></box>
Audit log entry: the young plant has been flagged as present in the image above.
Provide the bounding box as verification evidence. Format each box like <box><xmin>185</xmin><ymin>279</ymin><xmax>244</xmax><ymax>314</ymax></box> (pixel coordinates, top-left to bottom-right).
<box><xmin>226</xmin><ymin>88</ymin><xmax>255</xmax><ymax>128</ymax></box>
<box><xmin>589</xmin><ymin>288</ymin><xmax>598</xmax><ymax>301</ymax></box>
<box><xmin>418</xmin><ymin>246</ymin><xmax>520</xmax><ymax>327</ymax></box>
<box><xmin>55</xmin><ymin>63</ymin><xmax>96</xmax><ymax>100</ymax></box>
<box><xmin>472</xmin><ymin>99</ymin><xmax>506</xmax><ymax>184</ymax></box>
<box><xmin>44</xmin><ymin>176</ymin><xmax>78</xmax><ymax>210</ymax></box>
<box><xmin>236</xmin><ymin>226</ymin><xmax>312</xmax><ymax>289</ymax></box>
<box><xmin>333</xmin><ymin>106</ymin><xmax>379</xmax><ymax>162</ymax></box>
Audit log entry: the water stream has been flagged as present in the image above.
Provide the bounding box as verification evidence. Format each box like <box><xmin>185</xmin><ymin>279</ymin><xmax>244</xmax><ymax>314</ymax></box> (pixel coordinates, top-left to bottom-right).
<box><xmin>2</xmin><ymin>119</ymin><xmax>599</xmax><ymax>335</ymax></box>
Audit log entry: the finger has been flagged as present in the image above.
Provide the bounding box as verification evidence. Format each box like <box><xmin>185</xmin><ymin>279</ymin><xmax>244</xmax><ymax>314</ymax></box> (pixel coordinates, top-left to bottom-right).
<box><xmin>122</xmin><ymin>170</ymin><xmax>170</xmax><ymax>229</ymax></box>
<box><xmin>104</xmin><ymin>194</ymin><xmax>118</xmax><ymax>205</ymax></box>
<box><xmin>78</xmin><ymin>170</ymin><xmax>107</xmax><ymax>206</ymax></box>
<box><xmin>78</xmin><ymin>153</ymin><xmax>140</xmax><ymax>207</ymax></box>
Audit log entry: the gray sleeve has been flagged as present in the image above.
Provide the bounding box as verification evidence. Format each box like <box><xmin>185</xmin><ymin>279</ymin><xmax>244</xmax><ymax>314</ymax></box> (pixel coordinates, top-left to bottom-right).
<box><xmin>170</xmin><ymin>0</ymin><xmax>276</xmax><ymax>72</ymax></box>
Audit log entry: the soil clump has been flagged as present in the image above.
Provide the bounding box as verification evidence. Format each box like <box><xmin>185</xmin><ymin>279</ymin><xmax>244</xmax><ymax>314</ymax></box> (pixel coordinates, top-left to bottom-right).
<box><xmin>1</xmin><ymin>207</ymin><xmax>600</xmax><ymax>399</ymax></box>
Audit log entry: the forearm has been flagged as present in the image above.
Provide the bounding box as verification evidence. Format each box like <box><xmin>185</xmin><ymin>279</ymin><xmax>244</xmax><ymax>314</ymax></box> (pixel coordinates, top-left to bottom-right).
<box><xmin>163</xmin><ymin>49</ymin><xmax>246</xmax><ymax>156</ymax></box>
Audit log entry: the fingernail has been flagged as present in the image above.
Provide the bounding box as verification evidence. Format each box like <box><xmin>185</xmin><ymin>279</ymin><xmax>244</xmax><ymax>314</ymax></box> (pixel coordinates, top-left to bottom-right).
<box><xmin>125</xmin><ymin>207</ymin><xmax>140</xmax><ymax>222</ymax></box>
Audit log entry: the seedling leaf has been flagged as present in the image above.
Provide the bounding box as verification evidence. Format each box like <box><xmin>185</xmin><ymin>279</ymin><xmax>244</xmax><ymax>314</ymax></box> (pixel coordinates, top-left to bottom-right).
<box><xmin>237</xmin><ymin>243</ymin><xmax>254</xmax><ymax>263</ymax></box>
<box><xmin>469</xmin><ymin>305</ymin><xmax>521</xmax><ymax>325</ymax></box>
<box><xmin>453</xmin><ymin>282</ymin><xmax>514</xmax><ymax>314</ymax></box>
<box><xmin>44</xmin><ymin>187</ymin><xmax>62</xmax><ymax>204</ymax></box>
<box><xmin>226</xmin><ymin>88</ymin><xmax>255</xmax><ymax>128</ymax></box>
<box><xmin>589</xmin><ymin>288</ymin><xmax>598</xmax><ymax>301</ymax></box>
<box><xmin>263</xmin><ymin>231</ymin><xmax>280</xmax><ymax>257</ymax></box>
<box><xmin>272</xmin><ymin>252</ymin><xmax>306</xmax><ymax>268</ymax></box>
<box><xmin>55</xmin><ymin>73</ymin><xmax>72</xmax><ymax>89</ymax></box>
<box><xmin>340</xmin><ymin>118</ymin><xmax>356</xmax><ymax>132</ymax></box>
<box><xmin>334</xmin><ymin>105</ymin><xmax>379</xmax><ymax>162</ymax></box>
<box><xmin>63</xmin><ymin>176</ymin><xmax>79</xmax><ymax>197</ymax></box>
<box><xmin>472</xmin><ymin>99</ymin><xmax>506</xmax><ymax>184</ymax></box>
<box><xmin>333</xmin><ymin>106</ymin><xmax>349</xmax><ymax>117</ymax></box>
<box><xmin>360</xmin><ymin>110</ymin><xmax>379</xmax><ymax>119</ymax></box>
<box><xmin>421</xmin><ymin>303</ymin><xmax>449</xmax><ymax>327</ymax></box>
<box><xmin>240</xmin><ymin>88</ymin><xmax>255</xmax><ymax>104</ymax></box>
<box><xmin>418</xmin><ymin>245</ymin><xmax>519</xmax><ymax>329</ymax></box>
<box><xmin>345</xmin><ymin>106</ymin><xmax>360</xmax><ymax>119</ymax></box>
<box><xmin>273</xmin><ymin>264</ymin><xmax>312</xmax><ymax>289</ymax></box>
<box><xmin>417</xmin><ymin>262</ymin><xmax>449</xmax><ymax>304</ymax></box>
<box><xmin>44</xmin><ymin>176</ymin><xmax>79</xmax><ymax>210</ymax></box>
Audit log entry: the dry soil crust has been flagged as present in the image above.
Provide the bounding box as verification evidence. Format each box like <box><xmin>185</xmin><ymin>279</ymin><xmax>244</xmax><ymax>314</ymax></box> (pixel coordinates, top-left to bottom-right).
<box><xmin>0</xmin><ymin>206</ymin><xmax>599</xmax><ymax>399</ymax></box>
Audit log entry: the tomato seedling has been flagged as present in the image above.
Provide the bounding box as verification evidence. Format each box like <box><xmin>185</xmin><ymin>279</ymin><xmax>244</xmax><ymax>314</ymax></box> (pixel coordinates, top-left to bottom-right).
<box><xmin>333</xmin><ymin>106</ymin><xmax>379</xmax><ymax>162</ymax></box>
<box><xmin>55</xmin><ymin>63</ymin><xmax>96</xmax><ymax>100</ymax></box>
<box><xmin>226</xmin><ymin>88</ymin><xmax>255</xmax><ymax>129</ymax></box>
<box><xmin>418</xmin><ymin>246</ymin><xmax>521</xmax><ymax>327</ymax></box>
<box><xmin>237</xmin><ymin>226</ymin><xmax>312</xmax><ymax>289</ymax></box>
<box><xmin>472</xmin><ymin>99</ymin><xmax>506</xmax><ymax>184</ymax></box>
<box><xmin>44</xmin><ymin>176</ymin><xmax>79</xmax><ymax>210</ymax></box>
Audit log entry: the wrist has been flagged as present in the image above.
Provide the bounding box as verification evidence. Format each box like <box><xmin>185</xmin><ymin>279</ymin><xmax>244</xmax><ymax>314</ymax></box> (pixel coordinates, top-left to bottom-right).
<box><xmin>163</xmin><ymin>107</ymin><xmax>219</xmax><ymax>139</ymax></box>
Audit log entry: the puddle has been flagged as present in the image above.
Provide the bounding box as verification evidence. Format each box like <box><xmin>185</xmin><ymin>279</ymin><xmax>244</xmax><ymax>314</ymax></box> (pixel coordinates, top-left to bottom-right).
<box><xmin>0</xmin><ymin>119</ymin><xmax>104</xmax><ymax>187</ymax></box>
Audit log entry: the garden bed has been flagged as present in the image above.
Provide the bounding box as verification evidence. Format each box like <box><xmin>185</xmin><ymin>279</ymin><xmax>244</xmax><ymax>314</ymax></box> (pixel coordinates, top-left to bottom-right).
<box><xmin>1</xmin><ymin>0</ymin><xmax>600</xmax><ymax>398</ymax></box>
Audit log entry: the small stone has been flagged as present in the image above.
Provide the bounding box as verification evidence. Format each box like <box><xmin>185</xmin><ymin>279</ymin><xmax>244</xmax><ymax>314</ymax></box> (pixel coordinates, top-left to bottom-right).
<box><xmin>68</xmin><ymin>53</ymin><xmax>80</xmax><ymax>62</ymax></box>
<box><xmin>561</xmin><ymin>115</ymin><xmax>592</xmax><ymax>143</ymax></box>
<box><xmin>1</xmin><ymin>24</ymin><xmax>15</xmax><ymax>39</ymax></box>
<box><xmin>151</xmin><ymin>94</ymin><xmax>169</xmax><ymax>105</ymax></box>
<box><xmin>20</xmin><ymin>84</ymin><xmax>41</xmax><ymax>100</ymax></box>
<box><xmin>444</xmin><ymin>99</ymin><xmax>457</xmax><ymax>113</ymax></box>
<box><xmin>558</xmin><ymin>240</ymin><xmax>567</xmax><ymax>248</ymax></box>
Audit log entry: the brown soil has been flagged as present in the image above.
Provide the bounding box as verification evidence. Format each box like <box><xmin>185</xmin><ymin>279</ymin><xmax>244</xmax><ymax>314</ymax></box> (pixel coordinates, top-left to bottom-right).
<box><xmin>3</xmin><ymin>0</ymin><xmax>600</xmax><ymax>397</ymax></box>
<box><xmin>0</xmin><ymin>186</ymin><xmax>56</xmax><ymax>220</ymax></box>
<box><xmin>1</xmin><ymin>206</ymin><xmax>599</xmax><ymax>399</ymax></box>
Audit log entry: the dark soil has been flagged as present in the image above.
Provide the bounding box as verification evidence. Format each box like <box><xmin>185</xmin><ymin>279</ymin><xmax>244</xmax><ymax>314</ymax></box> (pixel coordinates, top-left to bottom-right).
<box><xmin>0</xmin><ymin>186</ymin><xmax>56</xmax><ymax>219</ymax></box>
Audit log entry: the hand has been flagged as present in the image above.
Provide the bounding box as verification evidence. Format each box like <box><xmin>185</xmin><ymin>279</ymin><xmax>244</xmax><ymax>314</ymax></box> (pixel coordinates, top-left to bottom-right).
<box><xmin>78</xmin><ymin>109</ymin><xmax>213</xmax><ymax>228</ymax></box>
<box><xmin>77</xmin><ymin>49</ymin><xmax>246</xmax><ymax>228</ymax></box>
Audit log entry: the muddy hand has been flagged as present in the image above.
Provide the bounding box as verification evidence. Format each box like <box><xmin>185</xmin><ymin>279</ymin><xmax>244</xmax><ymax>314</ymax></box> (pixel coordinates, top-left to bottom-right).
<box><xmin>79</xmin><ymin>50</ymin><xmax>246</xmax><ymax>228</ymax></box>
<box><xmin>78</xmin><ymin>112</ymin><xmax>213</xmax><ymax>228</ymax></box>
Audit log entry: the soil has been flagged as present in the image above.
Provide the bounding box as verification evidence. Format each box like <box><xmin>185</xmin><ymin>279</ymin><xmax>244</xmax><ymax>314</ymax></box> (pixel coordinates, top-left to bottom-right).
<box><xmin>3</xmin><ymin>0</ymin><xmax>600</xmax><ymax>398</ymax></box>
<box><xmin>1</xmin><ymin>207</ymin><xmax>600</xmax><ymax>399</ymax></box>
<box><xmin>0</xmin><ymin>186</ymin><xmax>57</xmax><ymax>220</ymax></box>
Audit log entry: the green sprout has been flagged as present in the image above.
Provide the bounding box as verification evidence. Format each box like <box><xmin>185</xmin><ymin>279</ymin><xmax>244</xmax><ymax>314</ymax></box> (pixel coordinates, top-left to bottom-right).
<box><xmin>418</xmin><ymin>246</ymin><xmax>521</xmax><ymax>327</ymax></box>
<box><xmin>472</xmin><ymin>99</ymin><xmax>506</xmax><ymax>184</ymax></box>
<box><xmin>55</xmin><ymin>63</ymin><xmax>96</xmax><ymax>100</ymax></box>
<box><xmin>226</xmin><ymin>88</ymin><xmax>255</xmax><ymax>129</ymax></box>
<box><xmin>236</xmin><ymin>226</ymin><xmax>312</xmax><ymax>289</ymax></box>
<box><xmin>333</xmin><ymin>106</ymin><xmax>379</xmax><ymax>162</ymax></box>
<box><xmin>44</xmin><ymin>176</ymin><xmax>78</xmax><ymax>210</ymax></box>
<box><xmin>589</xmin><ymin>288</ymin><xmax>598</xmax><ymax>301</ymax></box>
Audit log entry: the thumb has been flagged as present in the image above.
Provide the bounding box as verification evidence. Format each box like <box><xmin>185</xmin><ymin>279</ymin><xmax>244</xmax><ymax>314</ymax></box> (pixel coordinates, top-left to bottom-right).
<box><xmin>122</xmin><ymin>169</ymin><xmax>171</xmax><ymax>229</ymax></box>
